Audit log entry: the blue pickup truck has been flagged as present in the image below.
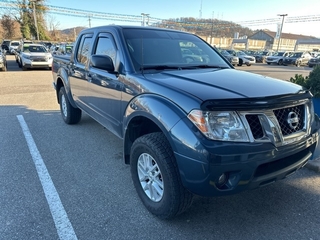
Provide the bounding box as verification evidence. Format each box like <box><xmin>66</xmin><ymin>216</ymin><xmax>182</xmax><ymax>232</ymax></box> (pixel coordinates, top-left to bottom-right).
<box><xmin>52</xmin><ymin>25</ymin><xmax>319</xmax><ymax>219</ymax></box>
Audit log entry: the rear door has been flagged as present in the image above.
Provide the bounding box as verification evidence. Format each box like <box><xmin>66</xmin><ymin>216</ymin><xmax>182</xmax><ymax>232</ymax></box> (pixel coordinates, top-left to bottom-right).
<box><xmin>68</xmin><ymin>33</ymin><xmax>93</xmax><ymax>108</ymax></box>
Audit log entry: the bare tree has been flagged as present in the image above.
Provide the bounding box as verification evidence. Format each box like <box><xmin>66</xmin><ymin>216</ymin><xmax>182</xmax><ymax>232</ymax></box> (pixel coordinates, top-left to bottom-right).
<box><xmin>47</xmin><ymin>15</ymin><xmax>60</xmax><ymax>41</ymax></box>
<box><xmin>1</xmin><ymin>14</ymin><xmax>17</xmax><ymax>39</ymax></box>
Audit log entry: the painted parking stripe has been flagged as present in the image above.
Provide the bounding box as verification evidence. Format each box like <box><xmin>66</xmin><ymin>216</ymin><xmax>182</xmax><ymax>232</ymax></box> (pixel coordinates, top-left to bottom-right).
<box><xmin>17</xmin><ymin>115</ymin><xmax>78</xmax><ymax>240</ymax></box>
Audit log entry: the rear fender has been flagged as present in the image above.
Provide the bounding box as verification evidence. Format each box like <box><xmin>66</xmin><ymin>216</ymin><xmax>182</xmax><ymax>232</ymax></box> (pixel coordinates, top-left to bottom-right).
<box><xmin>55</xmin><ymin>65</ymin><xmax>77</xmax><ymax>108</ymax></box>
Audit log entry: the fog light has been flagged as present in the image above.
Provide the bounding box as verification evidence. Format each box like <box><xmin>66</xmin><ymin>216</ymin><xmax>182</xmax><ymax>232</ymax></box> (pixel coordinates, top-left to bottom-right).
<box><xmin>217</xmin><ymin>173</ymin><xmax>228</xmax><ymax>188</ymax></box>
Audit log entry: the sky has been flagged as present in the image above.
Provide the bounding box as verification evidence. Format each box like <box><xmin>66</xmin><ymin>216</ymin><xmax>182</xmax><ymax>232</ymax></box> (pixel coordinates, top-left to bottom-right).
<box><xmin>45</xmin><ymin>0</ymin><xmax>320</xmax><ymax>38</ymax></box>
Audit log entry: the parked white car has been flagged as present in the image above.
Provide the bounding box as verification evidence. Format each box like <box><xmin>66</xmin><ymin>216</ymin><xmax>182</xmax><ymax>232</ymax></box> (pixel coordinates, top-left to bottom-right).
<box><xmin>226</xmin><ymin>50</ymin><xmax>255</xmax><ymax>66</ymax></box>
<box><xmin>8</xmin><ymin>40</ymin><xmax>20</xmax><ymax>55</ymax></box>
<box><xmin>266</xmin><ymin>51</ymin><xmax>292</xmax><ymax>65</ymax></box>
<box><xmin>17</xmin><ymin>43</ymin><xmax>53</xmax><ymax>70</ymax></box>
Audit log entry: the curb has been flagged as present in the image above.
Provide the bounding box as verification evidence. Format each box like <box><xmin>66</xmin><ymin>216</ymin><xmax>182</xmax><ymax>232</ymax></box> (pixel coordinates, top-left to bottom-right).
<box><xmin>305</xmin><ymin>158</ymin><xmax>320</xmax><ymax>173</ymax></box>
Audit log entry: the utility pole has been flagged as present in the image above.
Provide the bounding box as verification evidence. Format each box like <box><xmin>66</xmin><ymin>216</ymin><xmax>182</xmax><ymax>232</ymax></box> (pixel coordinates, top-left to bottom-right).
<box><xmin>141</xmin><ymin>13</ymin><xmax>149</xmax><ymax>26</ymax></box>
<box><xmin>29</xmin><ymin>0</ymin><xmax>40</xmax><ymax>41</ymax></box>
<box><xmin>88</xmin><ymin>15</ymin><xmax>91</xmax><ymax>28</ymax></box>
<box><xmin>276</xmin><ymin>14</ymin><xmax>288</xmax><ymax>51</ymax></box>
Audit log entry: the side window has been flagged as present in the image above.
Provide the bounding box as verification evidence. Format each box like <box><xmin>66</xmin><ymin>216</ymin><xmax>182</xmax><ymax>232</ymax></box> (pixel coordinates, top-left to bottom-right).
<box><xmin>77</xmin><ymin>36</ymin><xmax>92</xmax><ymax>65</ymax></box>
<box><xmin>94</xmin><ymin>37</ymin><xmax>116</xmax><ymax>64</ymax></box>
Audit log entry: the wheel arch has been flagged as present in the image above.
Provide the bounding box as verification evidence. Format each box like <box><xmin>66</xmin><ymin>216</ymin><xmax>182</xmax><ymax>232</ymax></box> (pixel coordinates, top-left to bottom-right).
<box><xmin>55</xmin><ymin>70</ymin><xmax>77</xmax><ymax>109</ymax></box>
<box><xmin>123</xmin><ymin>94</ymin><xmax>187</xmax><ymax>165</ymax></box>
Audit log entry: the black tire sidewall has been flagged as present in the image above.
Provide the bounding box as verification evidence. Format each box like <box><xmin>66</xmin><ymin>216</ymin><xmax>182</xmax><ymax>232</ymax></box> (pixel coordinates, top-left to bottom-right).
<box><xmin>130</xmin><ymin>133</ymin><xmax>183</xmax><ymax>219</ymax></box>
<box><xmin>59</xmin><ymin>87</ymin><xmax>71</xmax><ymax>123</ymax></box>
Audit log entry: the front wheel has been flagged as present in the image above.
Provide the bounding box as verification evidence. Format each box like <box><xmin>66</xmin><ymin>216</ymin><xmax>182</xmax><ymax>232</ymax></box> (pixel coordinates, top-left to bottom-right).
<box><xmin>58</xmin><ymin>87</ymin><xmax>82</xmax><ymax>124</ymax></box>
<box><xmin>130</xmin><ymin>132</ymin><xmax>193</xmax><ymax>219</ymax></box>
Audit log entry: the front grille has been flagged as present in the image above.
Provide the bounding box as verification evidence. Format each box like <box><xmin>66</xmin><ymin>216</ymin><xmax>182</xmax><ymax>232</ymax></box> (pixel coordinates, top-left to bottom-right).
<box><xmin>244</xmin><ymin>103</ymin><xmax>307</xmax><ymax>143</ymax></box>
<box><xmin>274</xmin><ymin>105</ymin><xmax>304</xmax><ymax>136</ymax></box>
<box><xmin>32</xmin><ymin>58</ymin><xmax>46</xmax><ymax>62</ymax></box>
<box><xmin>246</xmin><ymin>115</ymin><xmax>264</xmax><ymax>139</ymax></box>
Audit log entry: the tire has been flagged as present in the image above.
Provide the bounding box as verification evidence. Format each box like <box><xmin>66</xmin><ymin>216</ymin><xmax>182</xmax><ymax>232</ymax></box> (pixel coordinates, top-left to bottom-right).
<box><xmin>278</xmin><ymin>59</ymin><xmax>283</xmax><ymax>65</ymax></box>
<box><xmin>18</xmin><ymin>60</ymin><xmax>22</xmax><ymax>68</ymax></box>
<box><xmin>237</xmin><ymin>59</ymin><xmax>243</xmax><ymax>66</ymax></box>
<box><xmin>1</xmin><ymin>64</ymin><xmax>6</xmax><ymax>71</ymax></box>
<box><xmin>22</xmin><ymin>65</ymin><xmax>28</xmax><ymax>71</ymax></box>
<box><xmin>296</xmin><ymin>61</ymin><xmax>301</xmax><ymax>67</ymax></box>
<box><xmin>130</xmin><ymin>132</ymin><xmax>193</xmax><ymax>219</ymax></box>
<box><xmin>58</xmin><ymin>87</ymin><xmax>82</xmax><ymax>124</ymax></box>
<box><xmin>267</xmin><ymin>63</ymin><xmax>271</xmax><ymax>65</ymax></box>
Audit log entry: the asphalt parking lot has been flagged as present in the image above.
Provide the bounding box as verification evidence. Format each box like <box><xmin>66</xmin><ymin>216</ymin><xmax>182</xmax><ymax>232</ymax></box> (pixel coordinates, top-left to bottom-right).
<box><xmin>1</xmin><ymin>55</ymin><xmax>319</xmax><ymax>240</ymax></box>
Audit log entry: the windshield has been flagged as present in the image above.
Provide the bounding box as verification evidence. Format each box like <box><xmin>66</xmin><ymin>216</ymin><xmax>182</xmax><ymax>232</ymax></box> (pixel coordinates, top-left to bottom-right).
<box><xmin>11</xmin><ymin>42</ymin><xmax>20</xmax><ymax>46</ymax></box>
<box><xmin>289</xmin><ymin>52</ymin><xmax>302</xmax><ymax>58</ymax></box>
<box><xmin>273</xmin><ymin>52</ymin><xmax>285</xmax><ymax>56</ymax></box>
<box><xmin>123</xmin><ymin>28</ymin><xmax>229</xmax><ymax>71</ymax></box>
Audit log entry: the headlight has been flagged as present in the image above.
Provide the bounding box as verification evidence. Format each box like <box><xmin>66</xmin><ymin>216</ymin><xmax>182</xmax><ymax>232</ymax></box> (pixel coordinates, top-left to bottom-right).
<box><xmin>188</xmin><ymin>110</ymin><xmax>249</xmax><ymax>142</ymax></box>
<box><xmin>23</xmin><ymin>54</ymin><xmax>30</xmax><ymax>59</ymax></box>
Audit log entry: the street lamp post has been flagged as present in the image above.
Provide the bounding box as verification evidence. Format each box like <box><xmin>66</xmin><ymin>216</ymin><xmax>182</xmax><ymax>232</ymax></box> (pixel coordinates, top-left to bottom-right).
<box><xmin>276</xmin><ymin>14</ymin><xmax>288</xmax><ymax>52</ymax></box>
<box><xmin>30</xmin><ymin>0</ymin><xmax>40</xmax><ymax>41</ymax></box>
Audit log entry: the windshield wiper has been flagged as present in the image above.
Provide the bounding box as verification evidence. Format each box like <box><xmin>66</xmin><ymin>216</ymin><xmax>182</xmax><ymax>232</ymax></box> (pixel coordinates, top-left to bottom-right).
<box><xmin>187</xmin><ymin>65</ymin><xmax>229</xmax><ymax>69</ymax></box>
<box><xmin>140</xmin><ymin>65</ymin><xmax>181</xmax><ymax>71</ymax></box>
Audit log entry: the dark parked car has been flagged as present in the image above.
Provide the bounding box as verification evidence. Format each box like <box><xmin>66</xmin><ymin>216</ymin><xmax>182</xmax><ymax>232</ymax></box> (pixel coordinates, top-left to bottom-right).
<box><xmin>308</xmin><ymin>55</ymin><xmax>320</xmax><ymax>68</ymax></box>
<box><xmin>254</xmin><ymin>50</ymin><xmax>275</xmax><ymax>63</ymax></box>
<box><xmin>1</xmin><ymin>39</ymin><xmax>11</xmax><ymax>53</ymax></box>
<box><xmin>219</xmin><ymin>49</ymin><xmax>239</xmax><ymax>66</ymax></box>
<box><xmin>283</xmin><ymin>51</ymin><xmax>312</xmax><ymax>67</ymax></box>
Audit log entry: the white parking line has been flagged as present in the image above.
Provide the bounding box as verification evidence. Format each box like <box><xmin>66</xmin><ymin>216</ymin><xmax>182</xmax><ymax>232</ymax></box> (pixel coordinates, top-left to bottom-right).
<box><xmin>17</xmin><ymin>115</ymin><xmax>78</xmax><ymax>240</ymax></box>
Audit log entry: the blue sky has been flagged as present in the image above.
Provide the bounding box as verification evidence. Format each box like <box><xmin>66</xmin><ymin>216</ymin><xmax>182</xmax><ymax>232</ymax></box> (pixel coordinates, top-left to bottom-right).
<box><xmin>46</xmin><ymin>0</ymin><xmax>319</xmax><ymax>37</ymax></box>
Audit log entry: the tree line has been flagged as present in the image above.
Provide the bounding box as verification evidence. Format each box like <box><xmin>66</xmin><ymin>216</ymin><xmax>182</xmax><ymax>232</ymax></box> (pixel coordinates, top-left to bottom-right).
<box><xmin>0</xmin><ymin>1</ymin><xmax>255</xmax><ymax>41</ymax></box>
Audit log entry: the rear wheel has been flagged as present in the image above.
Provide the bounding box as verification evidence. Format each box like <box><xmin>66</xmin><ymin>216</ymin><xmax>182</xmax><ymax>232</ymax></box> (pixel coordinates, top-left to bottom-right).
<box><xmin>58</xmin><ymin>87</ymin><xmax>82</xmax><ymax>124</ymax></box>
<box><xmin>278</xmin><ymin>59</ymin><xmax>283</xmax><ymax>65</ymax></box>
<box><xmin>130</xmin><ymin>132</ymin><xmax>193</xmax><ymax>219</ymax></box>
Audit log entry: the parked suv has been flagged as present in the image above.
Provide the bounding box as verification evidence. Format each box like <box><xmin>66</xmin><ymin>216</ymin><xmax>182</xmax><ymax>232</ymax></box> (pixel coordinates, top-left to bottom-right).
<box><xmin>1</xmin><ymin>39</ymin><xmax>11</xmax><ymax>53</ymax></box>
<box><xmin>219</xmin><ymin>49</ymin><xmax>239</xmax><ymax>66</ymax></box>
<box><xmin>283</xmin><ymin>52</ymin><xmax>312</xmax><ymax>67</ymax></box>
<box><xmin>17</xmin><ymin>43</ymin><xmax>53</xmax><ymax>70</ymax></box>
<box><xmin>8</xmin><ymin>40</ymin><xmax>20</xmax><ymax>55</ymax></box>
<box><xmin>226</xmin><ymin>50</ymin><xmax>255</xmax><ymax>66</ymax></box>
<box><xmin>254</xmin><ymin>50</ymin><xmax>275</xmax><ymax>63</ymax></box>
<box><xmin>266</xmin><ymin>51</ymin><xmax>291</xmax><ymax>65</ymax></box>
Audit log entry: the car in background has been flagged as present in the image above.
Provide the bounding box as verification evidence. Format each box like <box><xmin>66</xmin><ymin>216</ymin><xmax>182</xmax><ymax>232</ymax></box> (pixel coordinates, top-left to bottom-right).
<box><xmin>181</xmin><ymin>47</ymin><xmax>206</xmax><ymax>63</ymax></box>
<box><xmin>53</xmin><ymin>43</ymin><xmax>74</xmax><ymax>56</ymax></box>
<box><xmin>219</xmin><ymin>49</ymin><xmax>239</xmax><ymax>66</ymax></box>
<box><xmin>8</xmin><ymin>40</ymin><xmax>20</xmax><ymax>55</ymax></box>
<box><xmin>254</xmin><ymin>50</ymin><xmax>275</xmax><ymax>63</ymax></box>
<box><xmin>0</xmin><ymin>48</ymin><xmax>7</xmax><ymax>71</ymax></box>
<box><xmin>266</xmin><ymin>51</ymin><xmax>291</xmax><ymax>65</ymax></box>
<box><xmin>16</xmin><ymin>43</ymin><xmax>53</xmax><ymax>70</ymax></box>
<box><xmin>243</xmin><ymin>50</ymin><xmax>256</xmax><ymax>56</ymax></box>
<box><xmin>308</xmin><ymin>55</ymin><xmax>320</xmax><ymax>68</ymax></box>
<box><xmin>283</xmin><ymin>51</ymin><xmax>312</xmax><ymax>67</ymax></box>
<box><xmin>226</xmin><ymin>49</ymin><xmax>255</xmax><ymax>66</ymax></box>
<box><xmin>1</xmin><ymin>39</ymin><xmax>11</xmax><ymax>53</ymax></box>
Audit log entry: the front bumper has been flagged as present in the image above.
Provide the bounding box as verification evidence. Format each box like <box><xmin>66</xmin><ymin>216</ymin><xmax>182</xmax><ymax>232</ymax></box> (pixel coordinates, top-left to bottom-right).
<box><xmin>283</xmin><ymin>60</ymin><xmax>297</xmax><ymax>65</ymax></box>
<box><xmin>171</xmin><ymin>117</ymin><xmax>319</xmax><ymax>197</ymax></box>
<box><xmin>22</xmin><ymin>57</ymin><xmax>53</xmax><ymax>69</ymax></box>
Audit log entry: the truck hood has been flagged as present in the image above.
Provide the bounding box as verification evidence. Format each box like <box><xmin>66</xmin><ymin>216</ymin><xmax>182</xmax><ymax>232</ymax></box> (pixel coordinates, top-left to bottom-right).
<box><xmin>144</xmin><ymin>69</ymin><xmax>302</xmax><ymax>101</ymax></box>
